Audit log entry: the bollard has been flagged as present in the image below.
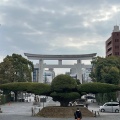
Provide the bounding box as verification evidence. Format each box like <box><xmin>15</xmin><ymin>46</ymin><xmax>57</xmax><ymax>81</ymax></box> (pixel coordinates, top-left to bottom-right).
<box><xmin>97</xmin><ymin>111</ymin><xmax>100</xmax><ymax>116</ymax></box>
<box><xmin>0</xmin><ymin>108</ymin><xmax>2</xmax><ymax>113</ymax></box>
<box><xmin>94</xmin><ymin>111</ymin><xmax>96</xmax><ymax>117</ymax></box>
<box><xmin>33</xmin><ymin>107</ymin><xmax>35</xmax><ymax>116</ymax></box>
<box><xmin>31</xmin><ymin>107</ymin><xmax>35</xmax><ymax>116</ymax></box>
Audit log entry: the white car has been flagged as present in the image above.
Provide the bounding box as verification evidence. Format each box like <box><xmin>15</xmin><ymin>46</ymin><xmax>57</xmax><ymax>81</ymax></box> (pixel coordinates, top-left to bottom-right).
<box><xmin>99</xmin><ymin>102</ymin><xmax>120</xmax><ymax>113</ymax></box>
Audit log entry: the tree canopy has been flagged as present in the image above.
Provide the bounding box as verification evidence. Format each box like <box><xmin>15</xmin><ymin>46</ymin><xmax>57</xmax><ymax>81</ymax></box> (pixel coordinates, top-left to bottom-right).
<box><xmin>0</xmin><ymin>75</ymin><xmax>120</xmax><ymax>106</ymax></box>
<box><xmin>90</xmin><ymin>56</ymin><xmax>120</xmax><ymax>85</ymax></box>
<box><xmin>0</xmin><ymin>53</ymin><xmax>34</xmax><ymax>84</ymax></box>
<box><xmin>77</xmin><ymin>82</ymin><xmax>119</xmax><ymax>94</ymax></box>
<box><xmin>50</xmin><ymin>74</ymin><xmax>80</xmax><ymax>106</ymax></box>
<box><xmin>0</xmin><ymin>82</ymin><xmax>51</xmax><ymax>95</ymax></box>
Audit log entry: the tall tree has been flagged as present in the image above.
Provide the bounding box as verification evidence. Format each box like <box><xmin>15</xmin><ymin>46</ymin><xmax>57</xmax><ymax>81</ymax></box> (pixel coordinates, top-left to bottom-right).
<box><xmin>90</xmin><ymin>56</ymin><xmax>120</xmax><ymax>85</ymax></box>
<box><xmin>0</xmin><ymin>53</ymin><xmax>33</xmax><ymax>84</ymax></box>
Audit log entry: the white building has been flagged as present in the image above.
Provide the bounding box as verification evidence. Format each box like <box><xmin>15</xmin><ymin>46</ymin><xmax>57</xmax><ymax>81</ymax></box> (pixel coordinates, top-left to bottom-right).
<box><xmin>33</xmin><ymin>63</ymin><xmax>55</xmax><ymax>83</ymax></box>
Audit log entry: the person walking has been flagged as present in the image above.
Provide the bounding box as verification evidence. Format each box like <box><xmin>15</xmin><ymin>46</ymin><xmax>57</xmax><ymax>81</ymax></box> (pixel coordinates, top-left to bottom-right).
<box><xmin>74</xmin><ymin>108</ymin><xmax>82</xmax><ymax>120</ymax></box>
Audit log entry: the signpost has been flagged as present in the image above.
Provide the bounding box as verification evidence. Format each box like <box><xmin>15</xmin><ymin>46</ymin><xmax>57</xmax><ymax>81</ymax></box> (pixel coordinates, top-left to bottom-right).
<box><xmin>40</xmin><ymin>97</ymin><xmax>46</xmax><ymax>108</ymax></box>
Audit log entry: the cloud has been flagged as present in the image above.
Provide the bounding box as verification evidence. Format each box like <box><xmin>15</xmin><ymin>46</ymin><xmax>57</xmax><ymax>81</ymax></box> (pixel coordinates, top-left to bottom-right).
<box><xmin>0</xmin><ymin>0</ymin><xmax>120</xmax><ymax>74</ymax></box>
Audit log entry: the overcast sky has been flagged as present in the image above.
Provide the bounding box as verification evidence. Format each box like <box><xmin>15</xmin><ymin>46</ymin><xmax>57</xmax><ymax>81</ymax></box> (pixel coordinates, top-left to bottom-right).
<box><xmin>0</xmin><ymin>0</ymin><xmax>120</xmax><ymax>74</ymax></box>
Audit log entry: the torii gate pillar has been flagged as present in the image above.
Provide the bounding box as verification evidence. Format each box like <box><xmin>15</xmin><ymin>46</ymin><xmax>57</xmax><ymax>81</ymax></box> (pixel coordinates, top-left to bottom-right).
<box><xmin>39</xmin><ymin>59</ymin><xmax>44</xmax><ymax>83</ymax></box>
<box><xmin>76</xmin><ymin>59</ymin><xmax>82</xmax><ymax>84</ymax></box>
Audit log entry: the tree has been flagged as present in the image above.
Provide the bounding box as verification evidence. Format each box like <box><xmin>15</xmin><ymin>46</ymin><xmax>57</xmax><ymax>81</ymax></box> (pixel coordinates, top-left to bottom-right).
<box><xmin>75</xmin><ymin>79</ymin><xmax>81</xmax><ymax>85</ymax></box>
<box><xmin>0</xmin><ymin>57</ymin><xmax>15</xmax><ymax>83</ymax></box>
<box><xmin>90</xmin><ymin>56</ymin><xmax>120</xmax><ymax>103</ymax></box>
<box><xmin>0</xmin><ymin>53</ymin><xmax>34</xmax><ymax>101</ymax></box>
<box><xmin>0</xmin><ymin>82</ymin><xmax>120</xmax><ymax>105</ymax></box>
<box><xmin>90</xmin><ymin>56</ymin><xmax>120</xmax><ymax>85</ymax></box>
<box><xmin>0</xmin><ymin>53</ymin><xmax>33</xmax><ymax>84</ymax></box>
<box><xmin>77</xmin><ymin>82</ymin><xmax>119</xmax><ymax>94</ymax></box>
<box><xmin>50</xmin><ymin>74</ymin><xmax>80</xmax><ymax>107</ymax></box>
<box><xmin>101</xmin><ymin>66</ymin><xmax>120</xmax><ymax>84</ymax></box>
<box><xmin>0</xmin><ymin>82</ymin><xmax>51</xmax><ymax>95</ymax></box>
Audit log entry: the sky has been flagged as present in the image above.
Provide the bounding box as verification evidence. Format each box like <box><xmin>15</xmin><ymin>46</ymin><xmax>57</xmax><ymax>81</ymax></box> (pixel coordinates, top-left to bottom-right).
<box><xmin>0</xmin><ymin>0</ymin><xmax>120</xmax><ymax>74</ymax></box>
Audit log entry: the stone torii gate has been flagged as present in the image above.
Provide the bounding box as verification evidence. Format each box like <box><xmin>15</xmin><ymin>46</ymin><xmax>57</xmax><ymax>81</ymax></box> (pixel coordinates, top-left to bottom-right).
<box><xmin>24</xmin><ymin>53</ymin><xmax>96</xmax><ymax>84</ymax></box>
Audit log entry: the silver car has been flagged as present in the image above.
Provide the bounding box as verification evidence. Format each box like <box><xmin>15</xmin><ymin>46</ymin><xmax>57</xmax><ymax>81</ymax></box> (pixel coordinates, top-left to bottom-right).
<box><xmin>99</xmin><ymin>102</ymin><xmax>120</xmax><ymax>113</ymax></box>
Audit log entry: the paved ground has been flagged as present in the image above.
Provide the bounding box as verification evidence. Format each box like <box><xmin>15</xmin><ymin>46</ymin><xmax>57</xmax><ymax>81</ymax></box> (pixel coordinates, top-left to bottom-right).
<box><xmin>0</xmin><ymin>99</ymin><xmax>120</xmax><ymax>120</ymax></box>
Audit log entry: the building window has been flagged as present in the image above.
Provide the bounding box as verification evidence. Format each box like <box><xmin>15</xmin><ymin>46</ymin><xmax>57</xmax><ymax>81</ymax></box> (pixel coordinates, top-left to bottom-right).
<box><xmin>115</xmin><ymin>39</ymin><xmax>119</xmax><ymax>42</ymax></box>
<box><xmin>115</xmin><ymin>52</ymin><xmax>119</xmax><ymax>55</ymax></box>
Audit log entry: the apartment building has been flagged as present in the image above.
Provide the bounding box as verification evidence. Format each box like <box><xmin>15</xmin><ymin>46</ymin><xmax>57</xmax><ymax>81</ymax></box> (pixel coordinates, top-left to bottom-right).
<box><xmin>106</xmin><ymin>25</ymin><xmax>120</xmax><ymax>57</ymax></box>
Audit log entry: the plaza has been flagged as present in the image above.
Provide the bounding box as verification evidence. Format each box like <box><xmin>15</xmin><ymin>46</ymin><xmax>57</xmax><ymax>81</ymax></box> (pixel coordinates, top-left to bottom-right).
<box><xmin>0</xmin><ymin>99</ymin><xmax>120</xmax><ymax>120</ymax></box>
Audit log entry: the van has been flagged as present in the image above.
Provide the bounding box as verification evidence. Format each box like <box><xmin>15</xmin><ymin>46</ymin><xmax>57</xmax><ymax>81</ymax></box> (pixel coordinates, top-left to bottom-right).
<box><xmin>99</xmin><ymin>102</ymin><xmax>119</xmax><ymax>113</ymax></box>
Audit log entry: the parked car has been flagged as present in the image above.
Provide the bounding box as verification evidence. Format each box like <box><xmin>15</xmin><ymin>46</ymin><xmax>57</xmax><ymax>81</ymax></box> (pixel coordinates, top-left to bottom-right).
<box><xmin>68</xmin><ymin>99</ymin><xmax>86</xmax><ymax>107</ymax></box>
<box><xmin>99</xmin><ymin>102</ymin><xmax>119</xmax><ymax>113</ymax></box>
<box><xmin>86</xmin><ymin>95</ymin><xmax>96</xmax><ymax>103</ymax></box>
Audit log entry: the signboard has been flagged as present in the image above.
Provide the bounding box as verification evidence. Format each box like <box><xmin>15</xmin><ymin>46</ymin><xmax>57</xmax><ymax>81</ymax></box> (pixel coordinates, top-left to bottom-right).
<box><xmin>40</xmin><ymin>98</ymin><xmax>46</xmax><ymax>102</ymax></box>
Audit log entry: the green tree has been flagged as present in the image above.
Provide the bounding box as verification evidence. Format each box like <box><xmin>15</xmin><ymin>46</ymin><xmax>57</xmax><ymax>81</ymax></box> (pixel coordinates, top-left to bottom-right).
<box><xmin>90</xmin><ymin>56</ymin><xmax>120</xmax><ymax>85</ymax></box>
<box><xmin>77</xmin><ymin>82</ymin><xmax>119</xmax><ymax>94</ymax></box>
<box><xmin>0</xmin><ymin>57</ymin><xmax>15</xmax><ymax>83</ymax></box>
<box><xmin>101</xmin><ymin>66</ymin><xmax>120</xmax><ymax>84</ymax></box>
<box><xmin>0</xmin><ymin>53</ymin><xmax>33</xmax><ymax>84</ymax></box>
<box><xmin>0</xmin><ymin>82</ymin><xmax>120</xmax><ymax>105</ymax></box>
<box><xmin>0</xmin><ymin>53</ymin><xmax>34</xmax><ymax>101</ymax></box>
<box><xmin>90</xmin><ymin>56</ymin><xmax>120</xmax><ymax>103</ymax></box>
<box><xmin>50</xmin><ymin>74</ymin><xmax>80</xmax><ymax>107</ymax></box>
<box><xmin>75</xmin><ymin>79</ymin><xmax>81</xmax><ymax>85</ymax></box>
